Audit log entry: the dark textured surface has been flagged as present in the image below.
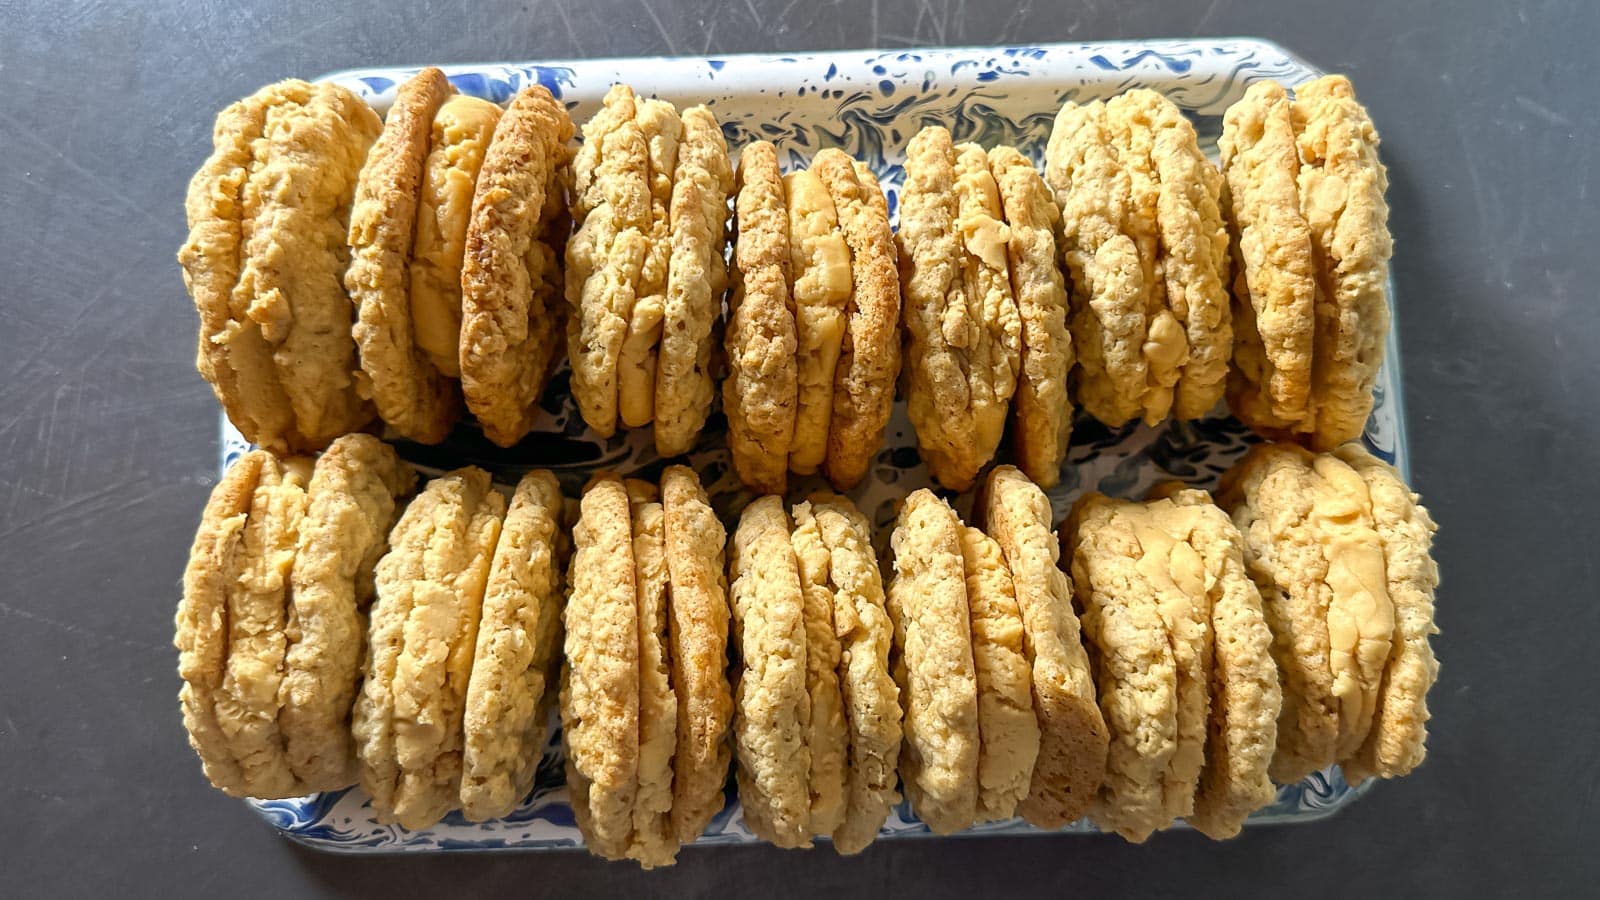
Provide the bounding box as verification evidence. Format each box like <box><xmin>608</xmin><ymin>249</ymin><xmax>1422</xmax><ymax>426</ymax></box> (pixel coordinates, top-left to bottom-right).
<box><xmin>1</xmin><ymin>1</ymin><xmax>1591</xmax><ymax>896</ymax></box>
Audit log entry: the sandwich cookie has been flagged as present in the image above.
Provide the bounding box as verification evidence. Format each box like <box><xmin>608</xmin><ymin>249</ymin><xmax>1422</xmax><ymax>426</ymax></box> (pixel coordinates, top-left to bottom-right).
<box><xmin>459</xmin><ymin>470</ymin><xmax>568</xmax><ymax>822</ymax></box>
<box><xmin>722</xmin><ymin>141</ymin><xmax>798</xmax><ymax>493</ymax></box>
<box><xmin>353</xmin><ymin>467</ymin><xmax>505</xmax><ymax>829</ymax></box>
<box><xmin>811</xmin><ymin>150</ymin><xmax>901</xmax><ymax>490</ymax></box>
<box><xmin>979</xmin><ymin>466</ymin><xmax>1108</xmax><ymax>829</ymax></box>
<box><xmin>279</xmin><ymin>435</ymin><xmax>416</xmax><ymax>792</ymax></box>
<box><xmin>988</xmin><ymin>145</ymin><xmax>1074</xmax><ymax>489</ymax></box>
<box><xmin>561</xmin><ymin>469</ymin><xmax>734</xmax><ymax>866</ymax></box>
<box><xmin>1147</xmin><ymin>483</ymin><xmax>1280</xmax><ymax>840</ymax></box>
<box><xmin>179</xmin><ymin>80</ymin><xmax>381</xmax><ymax>452</ymax></box>
<box><xmin>566</xmin><ymin>86</ymin><xmax>731</xmax><ymax>451</ymax></box>
<box><xmin>177</xmin><ymin>451</ymin><xmax>310</xmax><ymax>798</ymax></box>
<box><xmin>458</xmin><ymin>85</ymin><xmax>575</xmax><ymax>446</ymax></box>
<box><xmin>1067</xmin><ymin>490</ymin><xmax>1231</xmax><ymax>841</ymax></box>
<box><xmin>1219</xmin><ymin>442</ymin><xmax>1395</xmax><ymax>783</ymax></box>
<box><xmin>897</xmin><ymin>127</ymin><xmax>1022</xmax><ymax>490</ymax></box>
<box><xmin>1044</xmin><ymin>90</ymin><xmax>1230</xmax><ymax>428</ymax></box>
<box><xmin>1220</xmin><ymin>77</ymin><xmax>1391</xmax><ymax>448</ymax></box>
<box><xmin>346</xmin><ymin>69</ymin><xmax>503</xmax><ymax>443</ymax></box>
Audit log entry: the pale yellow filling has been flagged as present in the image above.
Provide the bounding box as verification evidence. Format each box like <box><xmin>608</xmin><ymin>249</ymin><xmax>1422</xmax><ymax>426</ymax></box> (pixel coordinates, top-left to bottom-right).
<box><xmin>410</xmin><ymin>94</ymin><xmax>502</xmax><ymax>378</ymax></box>
<box><xmin>784</xmin><ymin>168</ymin><xmax>852</xmax><ymax>474</ymax></box>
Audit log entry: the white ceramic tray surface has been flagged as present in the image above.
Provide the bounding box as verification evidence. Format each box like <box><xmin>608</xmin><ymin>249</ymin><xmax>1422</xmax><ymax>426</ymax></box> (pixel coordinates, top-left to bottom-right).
<box><xmin>220</xmin><ymin>38</ymin><xmax>1405</xmax><ymax>852</ymax></box>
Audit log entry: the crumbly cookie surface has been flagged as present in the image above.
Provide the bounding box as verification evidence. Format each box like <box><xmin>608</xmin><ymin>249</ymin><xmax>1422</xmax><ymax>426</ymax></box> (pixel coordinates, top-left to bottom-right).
<box><xmin>1066</xmin><ymin>493</ymin><xmax>1179</xmax><ymax>842</ymax></box>
<box><xmin>959</xmin><ymin>525</ymin><xmax>1040</xmax><ymax>823</ymax></box>
<box><xmin>654</xmin><ymin>106</ymin><xmax>732</xmax><ymax>456</ymax></box>
<box><xmin>887</xmin><ymin>490</ymin><xmax>979</xmax><ymax>834</ymax></box>
<box><xmin>1333</xmin><ymin>445</ymin><xmax>1438</xmax><ymax>783</ymax></box>
<box><xmin>981</xmin><ymin>466</ymin><xmax>1107</xmax><ymax>829</ymax></box>
<box><xmin>1296</xmin><ymin>77</ymin><xmax>1393</xmax><ymax>449</ymax></box>
<box><xmin>808</xmin><ymin>493</ymin><xmax>902</xmax><ymax>855</ymax></box>
<box><xmin>1220</xmin><ymin>443</ymin><xmax>1395</xmax><ymax>781</ymax></box>
<box><xmin>661</xmin><ymin>466</ymin><xmax>734</xmax><ymax>843</ymax></box>
<box><xmin>898</xmin><ymin>128</ymin><xmax>978</xmax><ymax>485</ymax></box>
<box><xmin>177</xmin><ymin>451</ymin><xmax>266</xmax><ymax>797</ymax></box>
<box><xmin>181</xmin><ymin>91</ymin><xmax>296</xmax><ymax>451</ymax></box>
<box><xmin>812</xmin><ymin>151</ymin><xmax>899</xmax><ymax>489</ymax></box>
<box><xmin>460</xmin><ymin>470</ymin><xmax>566</xmax><ymax>822</ymax></box>
<box><xmin>615</xmin><ymin>98</ymin><xmax>681</xmax><ymax>430</ymax></box>
<box><xmin>723</xmin><ymin>142</ymin><xmax>797</xmax><ymax>493</ymax></box>
<box><xmin>1046</xmin><ymin>100</ymin><xmax>1150</xmax><ymax>428</ymax></box>
<box><xmin>459</xmin><ymin>85</ymin><xmax>574</xmax><ymax>446</ymax></box>
<box><xmin>242</xmin><ymin>83</ymin><xmax>381</xmax><ymax>448</ymax></box>
<box><xmin>210</xmin><ymin>456</ymin><xmax>310</xmax><ymax>800</ymax></box>
<box><xmin>1220</xmin><ymin>81</ymin><xmax>1317</xmax><ymax>432</ymax></box>
<box><xmin>353</xmin><ymin>467</ymin><xmax>503</xmax><ymax>830</ymax></box>
<box><xmin>989</xmin><ymin>146</ymin><xmax>1072</xmax><ymax>488</ymax></box>
<box><xmin>180</xmin><ymin>80</ymin><xmax>380</xmax><ymax>452</ymax></box>
<box><xmin>559</xmin><ymin>475</ymin><xmax>640</xmax><ymax>859</ymax></box>
<box><xmin>280</xmin><ymin>435</ymin><xmax>415</xmax><ymax>793</ymax></box>
<box><xmin>1133</xmin><ymin>91</ymin><xmax>1232</xmax><ymax>421</ymax></box>
<box><xmin>565</xmin><ymin>86</ymin><xmax>658</xmax><ymax>436</ymax></box>
<box><xmin>790</xmin><ymin>502</ymin><xmax>849</xmax><ymax>837</ymax></box>
<box><xmin>1150</xmin><ymin>484</ymin><xmax>1280</xmax><ymax>840</ymax></box>
<box><xmin>728</xmin><ymin>496</ymin><xmax>812</xmax><ymax>848</ymax></box>
<box><xmin>346</xmin><ymin>68</ymin><xmax>459</xmax><ymax>444</ymax></box>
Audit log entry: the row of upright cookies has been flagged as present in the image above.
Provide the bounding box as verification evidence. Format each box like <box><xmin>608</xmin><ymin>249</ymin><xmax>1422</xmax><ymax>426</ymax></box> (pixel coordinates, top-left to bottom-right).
<box><xmin>180</xmin><ymin>69</ymin><xmax>1392</xmax><ymax>491</ymax></box>
<box><xmin>176</xmin><ymin>435</ymin><xmax>1438</xmax><ymax>863</ymax></box>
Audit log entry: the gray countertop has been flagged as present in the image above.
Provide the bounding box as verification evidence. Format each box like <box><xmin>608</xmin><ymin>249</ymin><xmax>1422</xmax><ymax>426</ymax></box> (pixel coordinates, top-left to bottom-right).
<box><xmin>3</xmin><ymin>1</ymin><xmax>1592</xmax><ymax>896</ymax></box>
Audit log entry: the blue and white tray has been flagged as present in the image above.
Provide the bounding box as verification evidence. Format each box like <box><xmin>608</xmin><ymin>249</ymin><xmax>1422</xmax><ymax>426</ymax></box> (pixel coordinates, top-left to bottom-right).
<box><xmin>222</xmin><ymin>38</ymin><xmax>1406</xmax><ymax>852</ymax></box>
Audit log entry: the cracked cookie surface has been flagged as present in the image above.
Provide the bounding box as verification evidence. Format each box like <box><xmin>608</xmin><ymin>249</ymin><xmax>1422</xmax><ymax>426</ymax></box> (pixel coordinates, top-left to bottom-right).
<box><xmin>180</xmin><ymin>80</ymin><xmax>380</xmax><ymax>452</ymax></box>
<box><xmin>460</xmin><ymin>470</ymin><xmax>566</xmax><ymax>822</ymax></box>
<box><xmin>459</xmin><ymin>85</ymin><xmax>574</xmax><ymax>446</ymax></box>
<box><xmin>280</xmin><ymin>435</ymin><xmax>415</xmax><ymax>793</ymax></box>
<box><xmin>346</xmin><ymin>68</ymin><xmax>461</xmax><ymax>444</ymax></box>
<box><xmin>353</xmin><ymin>467</ymin><xmax>504</xmax><ymax>829</ymax></box>
<box><xmin>723</xmin><ymin>142</ymin><xmax>798</xmax><ymax>493</ymax></box>
<box><xmin>990</xmin><ymin>145</ymin><xmax>1072</xmax><ymax>488</ymax></box>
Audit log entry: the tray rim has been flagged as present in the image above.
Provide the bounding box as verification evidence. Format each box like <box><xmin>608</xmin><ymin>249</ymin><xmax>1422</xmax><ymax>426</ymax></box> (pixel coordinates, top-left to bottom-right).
<box><xmin>225</xmin><ymin>35</ymin><xmax>1406</xmax><ymax>852</ymax></box>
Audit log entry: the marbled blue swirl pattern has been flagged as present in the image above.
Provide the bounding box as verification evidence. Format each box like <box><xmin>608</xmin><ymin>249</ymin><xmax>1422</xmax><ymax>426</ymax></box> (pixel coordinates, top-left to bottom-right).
<box><xmin>223</xmin><ymin>38</ymin><xmax>1401</xmax><ymax>852</ymax></box>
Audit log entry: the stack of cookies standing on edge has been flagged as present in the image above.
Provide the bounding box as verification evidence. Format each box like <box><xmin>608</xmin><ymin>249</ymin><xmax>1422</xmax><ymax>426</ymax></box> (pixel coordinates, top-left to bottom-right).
<box><xmin>1045</xmin><ymin>89</ymin><xmax>1233</xmax><ymax>431</ymax></box>
<box><xmin>724</xmin><ymin>491</ymin><xmax>901</xmax><ymax>854</ymax></box>
<box><xmin>175</xmin><ymin>435</ymin><xmax>415</xmax><ymax>798</ymax></box>
<box><xmin>722</xmin><ymin>142</ymin><xmax>902</xmax><ymax>493</ymax></box>
<box><xmin>1219</xmin><ymin>76</ymin><xmax>1393</xmax><ymax>449</ymax></box>
<box><xmin>179</xmin><ymin>81</ymin><xmax>384</xmax><ymax>453</ymax></box>
<box><xmin>560</xmin><ymin>467</ymin><xmax>733</xmax><ymax>867</ymax></box>
<box><xmin>564</xmin><ymin>86</ymin><xmax>735</xmax><ymax>456</ymax></box>
<box><xmin>897</xmin><ymin>129</ymin><xmax>1075</xmax><ymax>490</ymax></box>
<box><xmin>347</xmin><ymin>69</ymin><xmax>575</xmax><ymax>447</ymax></box>
<box><xmin>351</xmin><ymin>465</ymin><xmax>571</xmax><ymax>829</ymax></box>
<box><xmin>884</xmin><ymin>467</ymin><xmax>1110</xmax><ymax>832</ymax></box>
<box><xmin>1218</xmin><ymin>441</ymin><xmax>1438</xmax><ymax>787</ymax></box>
<box><xmin>1063</xmin><ymin>483</ymin><xmax>1280</xmax><ymax>841</ymax></box>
